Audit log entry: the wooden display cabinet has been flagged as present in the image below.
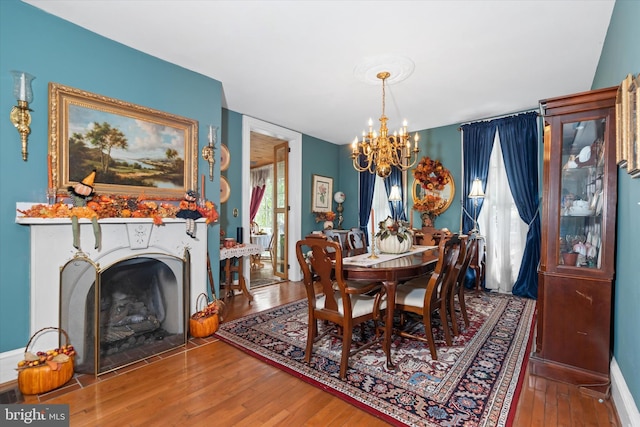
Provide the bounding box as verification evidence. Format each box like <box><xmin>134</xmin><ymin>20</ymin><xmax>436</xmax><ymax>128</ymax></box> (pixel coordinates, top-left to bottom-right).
<box><xmin>530</xmin><ymin>87</ymin><xmax>618</xmax><ymax>397</ymax></box>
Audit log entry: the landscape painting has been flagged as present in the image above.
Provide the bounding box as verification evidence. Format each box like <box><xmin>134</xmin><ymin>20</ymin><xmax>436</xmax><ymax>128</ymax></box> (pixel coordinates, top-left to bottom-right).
<box><xmin>49</xmin><ymin>83</ymin><xmax>198</xmax><ymax>199</ymax></box>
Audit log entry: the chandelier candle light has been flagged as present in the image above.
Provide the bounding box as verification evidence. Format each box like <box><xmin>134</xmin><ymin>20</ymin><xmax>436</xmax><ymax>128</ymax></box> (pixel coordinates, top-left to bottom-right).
<box><xmin>351</xmin><ymin>72</ymin><xmax>420</xmax><ymax>178</ymax></box>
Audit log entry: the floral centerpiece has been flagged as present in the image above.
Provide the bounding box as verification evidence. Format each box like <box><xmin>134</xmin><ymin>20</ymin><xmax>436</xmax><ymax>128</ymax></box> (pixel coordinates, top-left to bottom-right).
<box><xmin>314</xmin><ymin>211</ymin><xmax>336</xmax><ymax>222</ymax></box>
<box><xmin>314</xmin><ymin>211</ymin><xmax>336</xmax><ymax>229</ymax></box>
<box><xmin>375</xmin><ymin>216</ymin><xmax>412</xmax><ymax>254</ymax></box>
<box><xmin>412</xmin><ymin>156</ymin><xmax>451</xmax><ymax>227</ymax></box>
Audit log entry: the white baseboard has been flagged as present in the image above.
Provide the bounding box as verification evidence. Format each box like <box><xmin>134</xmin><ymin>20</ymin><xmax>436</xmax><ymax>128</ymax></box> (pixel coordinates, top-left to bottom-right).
<box><xmin>611</xmin><ymin>357</ymin><xmax>640</xmax><ymax>427</ymax></box>
<box><xmin>0</xmin><ymin>348</ymin><xmax>24</xmax><ymax>385</ymax></box>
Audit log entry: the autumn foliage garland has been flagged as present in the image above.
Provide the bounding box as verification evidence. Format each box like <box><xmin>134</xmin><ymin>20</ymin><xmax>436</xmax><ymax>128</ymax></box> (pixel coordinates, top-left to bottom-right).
<box><xmin>413</xmin><ymin>156</ymin><xmax>451</xmax><ymax>191</ymax></box>
<box><xmin>18</xmin><ymin>194</ymin><xmax>219</xmax><ymax>225</ymax></box>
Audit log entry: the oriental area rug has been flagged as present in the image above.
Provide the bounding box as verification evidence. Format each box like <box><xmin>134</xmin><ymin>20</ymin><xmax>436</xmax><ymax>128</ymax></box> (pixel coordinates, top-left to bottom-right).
<box><xmin>215</xmin><ymin>291</ymin><xmax>536</xmax><ymax>427</ymax></box>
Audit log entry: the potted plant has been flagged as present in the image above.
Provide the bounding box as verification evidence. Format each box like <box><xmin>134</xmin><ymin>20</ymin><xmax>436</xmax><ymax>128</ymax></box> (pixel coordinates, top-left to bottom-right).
<box><xmin>560</xmin><ymin>235</ymin><xmax>579</xmax><ymax>266</ymax></box>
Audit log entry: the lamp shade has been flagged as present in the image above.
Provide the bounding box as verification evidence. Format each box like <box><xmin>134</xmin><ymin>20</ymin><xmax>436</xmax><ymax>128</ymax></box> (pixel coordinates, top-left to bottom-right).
<box><xmin>10</xmin><ymin>70</ymin><xmax>35</xmax><ymax>103</ymax></box>
<box><xmin>468</xmin><ymin>178</ymin><xmax>485</xmax><ymax>199</ymax></box>
<box><xmin>388</xmin><ymin>185</ymin><xmax>402</xmax><ymax>202</ymax></box>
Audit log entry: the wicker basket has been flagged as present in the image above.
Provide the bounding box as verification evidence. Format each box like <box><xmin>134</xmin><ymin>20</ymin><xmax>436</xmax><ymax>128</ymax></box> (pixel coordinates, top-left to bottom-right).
<box><xmin>189</xmin><ymin>293</ymin><xmax>220</xmax><ymax>338</ymax></box>
<box><xmin>17</xmin><ymin>327</ymin><xmax>75</xmax><ymax>395</ymax></box>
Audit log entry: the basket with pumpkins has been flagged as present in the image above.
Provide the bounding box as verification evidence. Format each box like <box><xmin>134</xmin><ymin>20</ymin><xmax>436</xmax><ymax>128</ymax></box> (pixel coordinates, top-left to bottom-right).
<box><xmin>16</xmin><ymin>327</ymin><xmax>76</xmax><ymax>395</ymax></box>
<box><xmin>189</xmin><ymin>293</ymin><xmax>224</xmax><ymax>338</ymax></box>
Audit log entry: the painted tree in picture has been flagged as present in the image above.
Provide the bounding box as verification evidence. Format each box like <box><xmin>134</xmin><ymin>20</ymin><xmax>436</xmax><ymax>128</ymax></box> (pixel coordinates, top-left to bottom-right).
<box><xmin>68</xmin><ymin>104</ymin><xmax>185</xmax><ymax>189</ymax></box>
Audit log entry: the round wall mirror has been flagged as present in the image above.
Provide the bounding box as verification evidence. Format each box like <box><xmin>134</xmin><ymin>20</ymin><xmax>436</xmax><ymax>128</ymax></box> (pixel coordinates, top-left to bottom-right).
<box><xmin>411</xmin><ymin>171</ymin><xmax>455</xmax><ymax>216</ymax></box>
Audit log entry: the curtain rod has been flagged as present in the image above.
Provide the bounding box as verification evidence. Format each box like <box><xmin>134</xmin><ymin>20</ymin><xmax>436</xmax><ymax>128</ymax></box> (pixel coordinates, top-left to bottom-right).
<box><xmin>457</xmin><ymin>109</ymin><xmax>539</xmax><ymax>131</ymax></box>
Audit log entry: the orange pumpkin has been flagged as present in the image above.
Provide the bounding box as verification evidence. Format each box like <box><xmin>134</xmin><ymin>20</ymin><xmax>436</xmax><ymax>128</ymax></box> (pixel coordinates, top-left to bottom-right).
<box><xmin>17</xmin><ymin>328</ymin><xmax>75</xmax><ymax>395</ymax></box>
<box><xmin>18</xmin><ymin>357</ymin><xmax>74</xmax><ymax>395</ymax></box>
<box><xmin>189</xmin><ymin>293</ymin><xmax>220</xmax><ymax>337</ymax></box>
<box><xmin>189</xmin><ymin>313</ymin><xmax>219</xmax><ymax>338</ymax></box>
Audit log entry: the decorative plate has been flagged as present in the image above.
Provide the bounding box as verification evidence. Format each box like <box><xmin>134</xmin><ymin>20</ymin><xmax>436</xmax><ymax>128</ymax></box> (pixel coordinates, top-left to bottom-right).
<box><xmin>220</xmin><ymin>176</ymin><xmax>230</xmax><ymax>203</ymax></box>
<box><xmin>220</xmin><ymin>145</ymin><xmax>230</xmax><ymax>171</ymax></box>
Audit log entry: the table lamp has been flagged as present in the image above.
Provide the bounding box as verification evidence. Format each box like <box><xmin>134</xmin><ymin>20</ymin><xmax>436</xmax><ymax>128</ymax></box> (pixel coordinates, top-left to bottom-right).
<box><xmin>334</xmin><ymin>191</ymin><xmax>345</xmax><ymax>229</ymax></box>
<box><xmin>468</xmin><ymin>178</ymin><xmax>485</xmax><ymax>234</ymax></box>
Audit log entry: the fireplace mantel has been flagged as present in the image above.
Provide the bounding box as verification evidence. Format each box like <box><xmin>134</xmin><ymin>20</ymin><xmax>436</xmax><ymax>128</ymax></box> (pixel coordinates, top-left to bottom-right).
<box><xmin>14</xmin><ymin>203</ymin><xmax>209</xmax><ymax>372</ymax></box>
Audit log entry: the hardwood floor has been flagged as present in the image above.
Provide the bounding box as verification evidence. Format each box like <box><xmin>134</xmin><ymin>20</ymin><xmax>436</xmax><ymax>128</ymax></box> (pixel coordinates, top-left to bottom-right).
<box><xmin>7</xmin><ymin>281</ymin><xmax>620</xmax><ymax>426</ymax></box>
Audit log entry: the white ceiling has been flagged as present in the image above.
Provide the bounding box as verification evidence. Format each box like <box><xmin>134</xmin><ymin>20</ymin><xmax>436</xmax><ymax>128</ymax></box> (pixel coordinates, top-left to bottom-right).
<box><xmin>23</xmin><ymin>0</ymin><xmax>615</xmax><ymax>145</ymax></box>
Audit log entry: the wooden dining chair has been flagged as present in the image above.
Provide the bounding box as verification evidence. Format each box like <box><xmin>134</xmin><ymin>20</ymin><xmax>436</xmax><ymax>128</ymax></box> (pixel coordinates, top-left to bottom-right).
<box><xmin>448</xmin><ymin>235</ymin><xmax>475</xmax><ymax>336</ymax></box>
<box><xmin>322</xmin><ymin>229</ymin><xmax>344</xmax><ymax>259</ymax></box>
<box><xmin>346</xmin><ymin>228</ymin><xmax>367</xmax><ymax>256</ymax></box>
<box><xmin>295</xmin><ymin>236</ymin><xmax>386</xmax><ymax>379</ymax></box>
<box><xmin>394</xmin><ymin>234</ymin><xmax>464</xmax><ymax>360</ymax></box>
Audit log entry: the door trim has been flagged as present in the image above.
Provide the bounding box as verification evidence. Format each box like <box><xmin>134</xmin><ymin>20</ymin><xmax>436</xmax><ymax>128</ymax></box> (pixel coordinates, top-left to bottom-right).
<box><xmin>242</xmin><ymin>116</ymin><xmax>302</xmax><ymax>283</ymax></box>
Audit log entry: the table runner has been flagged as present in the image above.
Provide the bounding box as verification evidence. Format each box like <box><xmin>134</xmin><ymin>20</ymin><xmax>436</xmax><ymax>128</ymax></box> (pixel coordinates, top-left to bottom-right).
<box><xmin>341</xmin><ymin>245</ymin><xmax>436</xmax><ymax>267</ymax></box>
<box><xmin>220</xmin><ymin>243</ymin><xmax>262</xmax><ymax>260</ymax></box>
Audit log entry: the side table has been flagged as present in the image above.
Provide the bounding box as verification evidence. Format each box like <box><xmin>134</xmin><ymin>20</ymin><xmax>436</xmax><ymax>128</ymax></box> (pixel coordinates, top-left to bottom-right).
<box><xmin>220</xmin><ymin>244</ymin><xmax>262</xmax><ymax>304</ymax></box>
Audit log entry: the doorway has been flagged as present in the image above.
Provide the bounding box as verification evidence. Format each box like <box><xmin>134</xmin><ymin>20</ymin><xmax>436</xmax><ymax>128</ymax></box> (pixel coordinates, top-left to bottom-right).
<box><xmin>247</xmin><ymin>135</ymin><xmax>284</xmax><ymax>287</ymax></box>
<box><xmin>241</xmin><ymin>117</ymin><xmax>302</xmax><ymax>288</ymax></box>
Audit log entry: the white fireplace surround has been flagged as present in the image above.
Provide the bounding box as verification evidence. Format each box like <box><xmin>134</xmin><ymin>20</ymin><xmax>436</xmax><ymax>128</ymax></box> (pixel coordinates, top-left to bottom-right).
<box><xmin>2</xmin><ymin>203</ymin><xmax>209</xmax><ymax>383</ymax></box>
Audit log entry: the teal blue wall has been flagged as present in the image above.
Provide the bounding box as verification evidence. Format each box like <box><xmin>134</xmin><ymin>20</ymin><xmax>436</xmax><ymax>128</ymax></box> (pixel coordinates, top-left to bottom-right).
<box><xmin>335</xmin><ymin>144</ymin><xmax>360</xmax><ymax>230</ymax></box>
<box><xmin>301</xmin><ymin>135</ymin><xmax>342</xmax><ymax>234</ymax></box>
<box><xmin>220</xmin><ymin>109</ymin><xmax>243</xmax><ymax>241</ymax></box>
<box><xmin>0</xmin><ymin>0</ymin><xmax>222</xmax><ymax>351</ymax></box>
<box><xmin>592</xmin><ymin>0</ymin><xmax>640</xmax><ymax>409</ymax></box>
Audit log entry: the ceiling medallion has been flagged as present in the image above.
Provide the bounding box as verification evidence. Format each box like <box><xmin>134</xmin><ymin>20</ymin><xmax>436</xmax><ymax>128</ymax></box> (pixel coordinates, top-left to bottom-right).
<box><xmin>353</xmin><ymin>55</ymin><xmax>415</xmax><ymax>85</ymax></box>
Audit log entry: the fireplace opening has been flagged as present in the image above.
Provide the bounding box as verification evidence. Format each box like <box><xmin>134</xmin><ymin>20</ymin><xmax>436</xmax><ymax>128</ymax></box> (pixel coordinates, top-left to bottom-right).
<box><xmin>60</xmin><ymin>253</ymin><xmax>188</xmax><ymax>376</ymax></box>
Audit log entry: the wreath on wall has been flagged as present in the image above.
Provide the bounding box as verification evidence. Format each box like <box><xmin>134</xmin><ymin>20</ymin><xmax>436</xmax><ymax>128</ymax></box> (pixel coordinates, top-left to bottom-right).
<box><xmin>413</xmin><ymin>156</ymin><xmax>451</xmax><ymax>191</ymax></box>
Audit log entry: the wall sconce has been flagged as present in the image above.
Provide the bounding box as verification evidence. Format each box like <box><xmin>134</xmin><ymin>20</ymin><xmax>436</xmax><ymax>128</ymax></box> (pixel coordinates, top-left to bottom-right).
<box><xmin>468</xmin><ymin>178</ymin><xmax>485</xmax><ymax>234</ymax></box>
<box><xmin>9</xmin><ymin>70</ymin><xmax>35</xmax><ymax>161</ymax></box>
<box><xmin>201</xmin><ymin>124</ymin><xmax>216</xmax><ymax>181</ymax></box>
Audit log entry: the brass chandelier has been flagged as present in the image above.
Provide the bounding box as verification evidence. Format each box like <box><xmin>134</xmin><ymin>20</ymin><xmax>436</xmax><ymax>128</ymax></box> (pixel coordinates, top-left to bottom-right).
<box><xmin>351</xmin><ymin>71</ymin><xmax>420</xmax><ymax>178</ymax></box>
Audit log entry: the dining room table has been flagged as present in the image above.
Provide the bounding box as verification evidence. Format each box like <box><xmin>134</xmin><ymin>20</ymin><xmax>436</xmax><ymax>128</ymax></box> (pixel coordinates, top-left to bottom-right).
<box><xmin>341</xmin><ymin>245</ymin><xmax>439</xmax><ymax>369</ymax></box>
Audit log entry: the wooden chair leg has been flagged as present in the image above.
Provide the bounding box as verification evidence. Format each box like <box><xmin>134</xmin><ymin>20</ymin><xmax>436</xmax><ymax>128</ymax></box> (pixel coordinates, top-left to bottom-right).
<box><xmin>422</xmin><ymin>305</ymin><xmax>438</xmax><ymax>360</ymax></box>
<box><xmin>440</xmin><ymin>305</ymin><xmax>452</xmax><ymax>346</ymax></box>
<box><xmin>340</xmin><ymin>325</ymin><xmax>352</xmax><ymax>379</ymax></box>
<box><xmin>449</xmin><ymin>292</ymin><xmax>460</xmax><ymax>336</ymax></box>
<box><xmin>458</xmin><ymin>287</ymin><xmax>469</xmax><ymax>327</ymax></box>
<box><xmin>305</xmin><ymin>316</ymin><xmax>316</xmax><ymax>364</ymax></box>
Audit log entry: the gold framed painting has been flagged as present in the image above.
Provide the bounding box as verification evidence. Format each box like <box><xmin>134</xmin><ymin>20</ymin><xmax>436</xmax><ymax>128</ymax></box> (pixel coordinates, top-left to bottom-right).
<box><xmin>615</xmin><ymin>85</ymin><xmax>626</xmax><ymax>166</ymax></box>
<box><xmin>628</xmin><ymin>74</ymin><xmax>640</xmax><ymax>177</ymax></box>
<box><xmin>49</xmin><ymin>82</ymin><xmax>198</xmax><ymax>199</ymax></box>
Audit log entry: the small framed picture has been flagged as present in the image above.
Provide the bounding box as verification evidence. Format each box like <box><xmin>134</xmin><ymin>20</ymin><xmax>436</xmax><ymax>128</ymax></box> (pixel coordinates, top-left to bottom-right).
<box><xmin>311</xmin><ymin>174</ymin><xmax>333</xmax><ymax>212</ymax></box>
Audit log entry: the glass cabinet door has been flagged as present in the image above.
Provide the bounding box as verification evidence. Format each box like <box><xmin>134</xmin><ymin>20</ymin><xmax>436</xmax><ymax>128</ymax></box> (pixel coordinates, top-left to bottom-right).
<box><xmin>558</xmin><ymin>117</ymin><xmax>606</xmax><ymax>269</ymax></box>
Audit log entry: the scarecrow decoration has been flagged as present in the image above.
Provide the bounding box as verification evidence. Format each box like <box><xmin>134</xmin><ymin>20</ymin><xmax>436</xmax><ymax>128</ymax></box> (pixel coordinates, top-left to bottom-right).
<box><xmin>176</xmin><ymin>189</ymin><xmax>202</xmax><ymax>238</ymax></box>
<box><xmin>68</xmin><ymin>169</ymin><xmax>101</xmax><ymax>250</ymax></box>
